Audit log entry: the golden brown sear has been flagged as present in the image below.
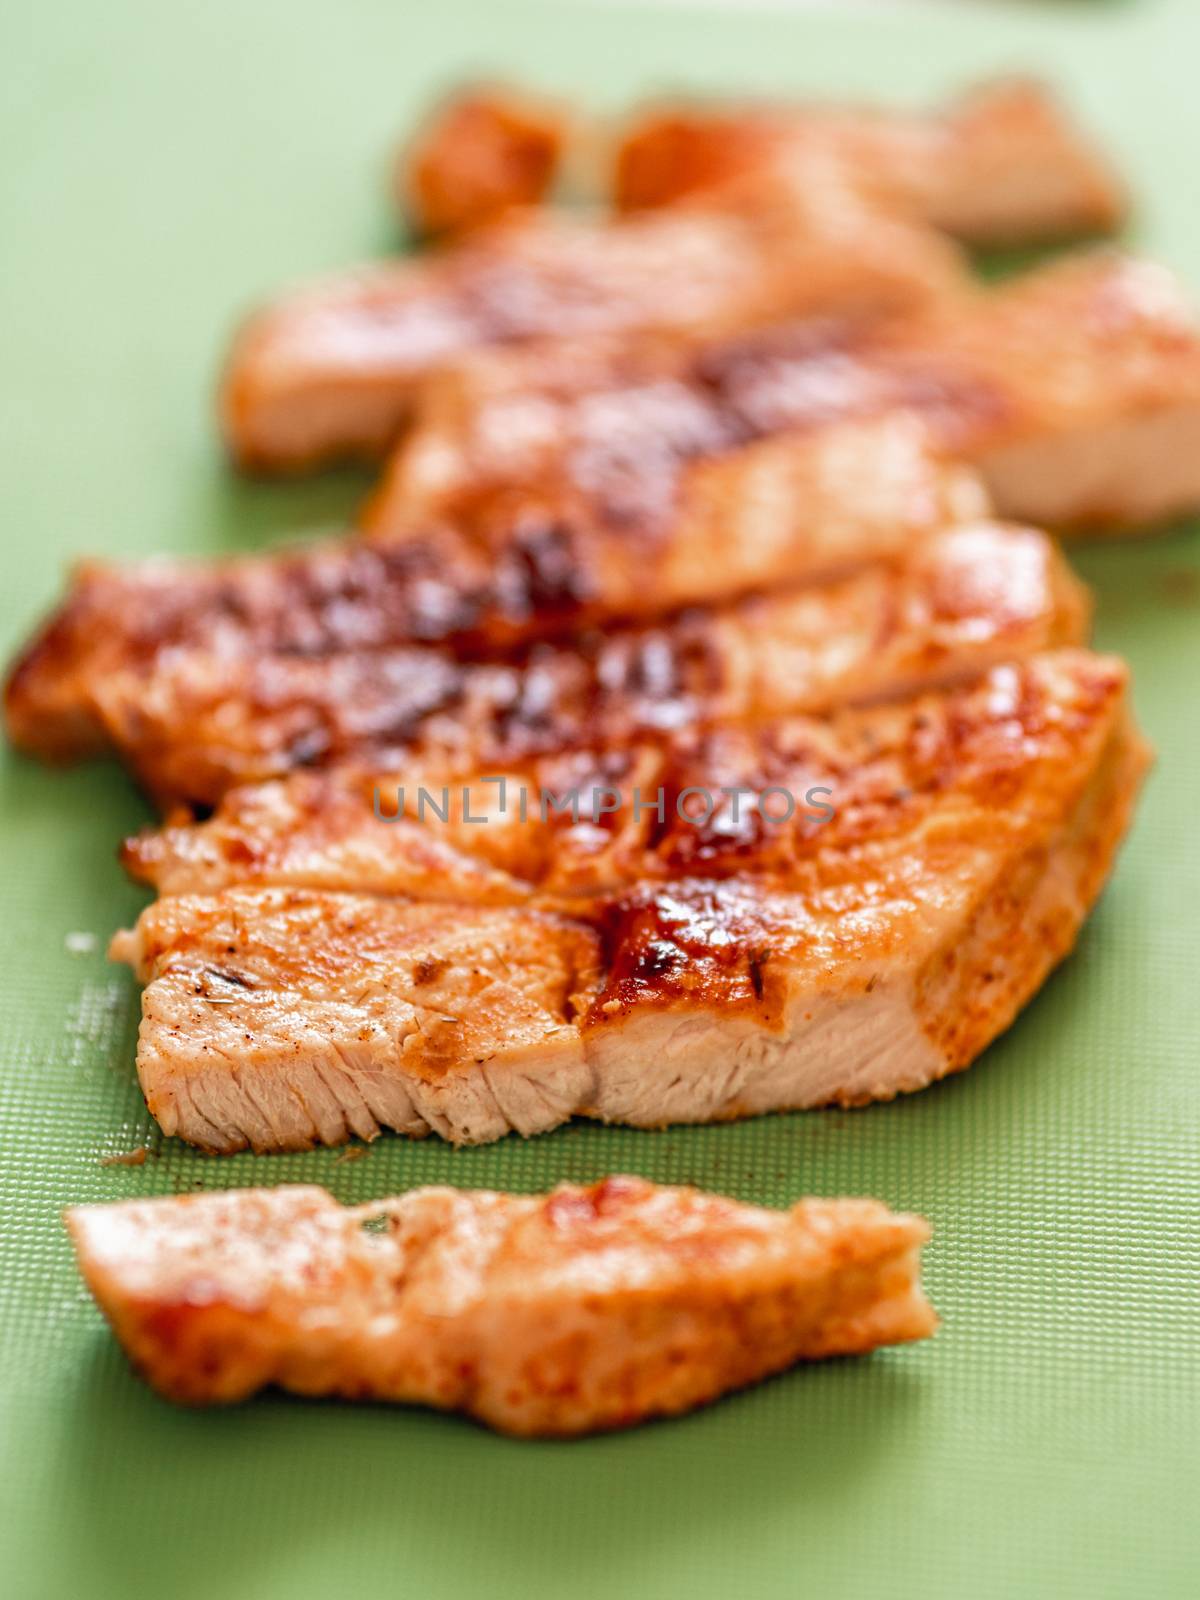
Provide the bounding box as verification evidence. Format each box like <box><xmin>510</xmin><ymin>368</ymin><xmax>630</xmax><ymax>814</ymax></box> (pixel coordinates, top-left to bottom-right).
<box><xmin>12</xmin><ymin>519</ymin><xmax>1084</xmax><ymax>809</ymax></box>
<box><xmin>117</xmin><ymin>562</ymin><xmax>1093</xmax><ymax>910</ymax></box>
<box><xmin>3</xmin><ymin>417</ymin><xmax>980</xmax><ymax>785</ymax></box>
<box><xmin>26</xmin><ymin>251</ymin><xmax>1195</xmax><ymax>790</ymax></box>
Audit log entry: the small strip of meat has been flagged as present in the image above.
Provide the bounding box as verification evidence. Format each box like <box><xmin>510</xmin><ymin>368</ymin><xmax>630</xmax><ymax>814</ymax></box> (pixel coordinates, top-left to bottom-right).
<box><xmin>219</xmin><ymin>186</ymin><xmax>966</xmax><ymax>471</ymax></box>
<box><xmin>615</xmin><ymin>78</ymin><xmax>1125</xmax><ymax>245</ymax></box>
<box><xmin>109</xmin><ymin>652</ymin><xmax>1150</xmax><ymax>1152</ymax></box>
<box><xmin>66</xmin><ymin>1179</ymin><xmax>936</xmax><ymax>1435</ymax></box>
<box><xmin>4</xmin><ymin>417</ymin><xmax>981</xmax><ymax>776</ymax></box>
<box><xmin>370</xmin><ymin>251</ymin><xmax>1200</xmax><ymax>540</ymax></box>
<box><xmin>118</xmin><ymin>522</ymin><xmax>1090</xmax><ymax>880</ymax></box>
<box><xmin>398</xmin><ymin>85</ymin><xmax>570</xmax><ymax>238</ymax></box>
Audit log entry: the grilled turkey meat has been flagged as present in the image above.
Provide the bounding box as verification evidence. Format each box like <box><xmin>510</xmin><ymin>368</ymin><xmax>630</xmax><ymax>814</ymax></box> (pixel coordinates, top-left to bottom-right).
<box><xmin>12</xmin><ymin>520</ymin><xmax>1084</xmax><ymax>808</ymax></box>
<box><xmin>396</xmin><ymin>78</ymin><xmax>1120</xmax><ymax>248</ymax></box>
<box><xmin>22</xmin><ymin>248</ymin><xmax>1188</xmax><ymax>783</ymax></box>
<box><xmin>66</xmin><ymin>1179</ymin><xmax>936</xmax><ymax>1434</ymax></box>
<box><xmin>223</xmin><ymin>77</ymin><xmax>1128</xmax><ymax>471</ymax></box>
<box><xmin>615</xmin><ymin>78</ymin><xmax>1124</xmax><ymax>245</ymax></box>
<box><xmin>109</xmin><ymin>652</ymin><xmax>1149</xmax><ymax>1151</ymax></box>
<box><xmin>220</xmin><ymin>184</ymin><xmax>966</xmax><ymax>471</ymax></box>
<box><xmin>119</xmin><ymin>525</ymin><xmax>1090</xmax><ymax>894</ymax></box>
<box><xmin>4</xmin><ymin>417</ymin><xmax>981</xmax><ymax>779</ymax></box>
<box><xmin>371</xmin><ymin>251</ymin><xmax>1200</xmax><ymax>540</ymax></box>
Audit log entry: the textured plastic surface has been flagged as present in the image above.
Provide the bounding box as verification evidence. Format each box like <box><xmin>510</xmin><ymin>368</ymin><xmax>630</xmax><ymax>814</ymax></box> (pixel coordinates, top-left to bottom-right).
<box><xmin>1</xmin><ymin>1</ymin><xmax>1197</xmax><ymax>1596</ymax></box>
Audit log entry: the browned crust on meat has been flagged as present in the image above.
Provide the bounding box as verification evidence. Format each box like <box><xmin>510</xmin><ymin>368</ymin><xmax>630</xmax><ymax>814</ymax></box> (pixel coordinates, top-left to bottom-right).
<box><xmin>118</xmin><ymin>588</ymin><xmax>1096</xmax><ymax>907</ymax></box>
<box><xmin>20</xmin><ymin>253</ymin><xmax>1188</xmax><ymax>783</ymax></box>
<box><xmin>5</xmin><ymin>416</ymin><xmax>977</xmax><ymax>775</ymax></box>
<box><xmin>585</xmin><ymin>652</ymin><xmax>1146</xmax><ymax>1023</ymax></box>
<box><xmin>8</xmin><ymin>514</ymin><xmax>1084</xmax><ymax>808</ymax></box>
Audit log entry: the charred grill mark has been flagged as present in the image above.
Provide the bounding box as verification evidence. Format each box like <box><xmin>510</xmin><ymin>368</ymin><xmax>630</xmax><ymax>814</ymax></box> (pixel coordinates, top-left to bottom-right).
<box><xmin>599</xmin><ymin>630</ymin><xmax>686</xmax><ymax>701</ymax></box>
<box><xmin>565</xmin><ymin>378</ymin><xmax>743</xmax><ymax>532</ymax></box>
<box><xmin>689</xmin><ymin>317</ymin><xmax>880</xmax><ymax>439</ymax></box>
<box><xmin>489</xmin><ymin>649</ymin><xmax>587</xmax><ymax>754</ymax></box>
<box><xmin>881</xmin><ymin>361</ymin><xmax>1015</xmax><ymax>451</ymax></box>
<box><xmin>221</xmin><ymin>545</ymin><xmax>412</xmax><ymax>658</ymax></box>
<box><xmin>395</xmin><ymin>556</ymin><xmax>498</xmax><ymax>646</ymax></box>
<box><xmin>550</xmin><ymin>322</ymin><xmax>888</xmax><ymax>521</ymax></box>
<box><xmin>641</xmin><ymin>732</ymin><xmax>824</xmax><ymax>875</ymax></box>
<box><xmin>260</xmin><ymin>524</ymin><xmax>585</xmax><ymax>657</ymax></box>
<box><xmin>486</xmin><ymin>626</ymin><xmax>717</xmax><ymax>761</ymax></box>
<box><xmin>34</xmin><ymin>522</ymin><xmax>604</xmax><ymax>712</ymax></box>
<box><xmin>683</xmin><ymin>316</ymin><xmax>1014</xmax><ymax>449</ymax></box>
<box><xmin>660</xmin><ymin>804</ymin><xmax>772</xmax><ymax>873</ymax></box>
<box><xmin>489</xmin><ymin>517</ymin><xmax>597</xmax><ymax>624</ymax></box>
<box><xmin>203</xmin><ymin>966</ymin><xmax>254</xmax><ymax>989</ymax></box>
<box><xmin>294</xmin><ymin>540</ymin><xmax>487</xmax><ymax>654</ymax></box>
<box><xmin>405</xmin><ymin>587</ymin><xmax>488</xmax><ymax>646</ymax></box>
<box><xmin>210</xmin><ymin>585</ymin><xmax>251</xmax><ymax>626</ymax></box>
<box><xmin>633</xmin><ymin>938</ymin><xmax>683</xmax><ymax>981</ymax></box>
<box><xmin>341</xmin><ymin>655</ymin><xmax>473</xmax><ymax>756</ymax></box>
<box><xmin>593</xmin><ymin>627</ymin><xmax>714</xmax><ymax>738</ymax></box>
<box><xmin>747</xmin><ymin>948</ymin><xmax>768</xmax><ymax>1003</ymax></box>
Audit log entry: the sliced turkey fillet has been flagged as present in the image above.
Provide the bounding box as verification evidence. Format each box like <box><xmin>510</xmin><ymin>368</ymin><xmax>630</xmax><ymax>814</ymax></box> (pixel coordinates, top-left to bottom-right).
<box><xmin>220</xmin><ymin>183</ymin><xmax>965</xmax><ymax>471</ymax></box>
<box><xmin>372</xmin><ymin>250</ymin><xmax>1200</xmax><ymax>539</ymax></box>
<box><xmin>615</xmin><ymin>78</ymin><xmax>1124</xmax><ymax>244</ymax></box>
<box><xmin>121</xmin><ymin>535</ymin><xmax>1092</xmax><ymax>901</ymax></box>
<box><xmin>110</xmin><ymin>652</ymin><xmax>1149</xmax><ymax>1152</ymax></box>
<box><xmin>4</xmin><ymin>415</ymin><xmax>979</xmax><ymax>773</ymax></box>
<box><xmin>89</xmin><ymin>520</ymin><xmax>1082</xmax><ymax>810</ymax></box>
<box><xmin>66</xmin><ymin>1178</ymin><xmax>936</xmax><ymax>1435</ymax></box>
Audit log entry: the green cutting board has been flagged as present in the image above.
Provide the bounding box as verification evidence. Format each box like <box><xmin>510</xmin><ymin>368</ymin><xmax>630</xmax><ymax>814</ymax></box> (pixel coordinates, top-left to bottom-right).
<box><xmin>2</xmin><ymin>1</ymin><xmax>1197</xmax><ymax>1596</ymax></box>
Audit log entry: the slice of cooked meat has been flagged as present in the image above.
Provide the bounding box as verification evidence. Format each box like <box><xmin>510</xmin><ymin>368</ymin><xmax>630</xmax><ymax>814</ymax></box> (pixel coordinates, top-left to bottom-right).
<box><xmin>110</xmin><ymin>652</ymin><xmax>1150</xmax><ymax>1151</ymax></box>
<box><xmin>117</xmin><ymin>522</ymin><xmax>1091</xmax><ymax>873</ymax></box>
<box><xmin>33</xmin><ymin>521</ymin><xmax>1084</xmax><ymax>808</ymax></box>
<box><xmin>4</xmin><ymin>416</ymin><xmax>981</xmax><ymax>773</ymax></box>
<box><xmin>370</xmin><ymin>251</ymin><xmax>1200</xmax><ymax>540</ymax></box>
<box><xmin>615</xmin><ymin>78</ymin><xmax>1125</xmax><ymax>244</ymax></box>
<box><xmin>118</xmin><ymin>630</ymin><xmax>1119</xmax><ymax>913</ymax></box>
<box><xmin>219</xmin><ymin>186</ymin><xmax>966</xmax><ymax>471</ymax></box>
<box><xmin>398</xmin><ymin>85</ymin><xmax>570</xmax><ymax>238</ymax></box>
<box><xmin>110</xmin><ymin>892</ymin><xmax>603</xmax><ymax>1147</ymax></box>
<box><xmin>65</xmin><ymin>1179</ymin><xmax>936</xmax><ymax>1434</ymax></box>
